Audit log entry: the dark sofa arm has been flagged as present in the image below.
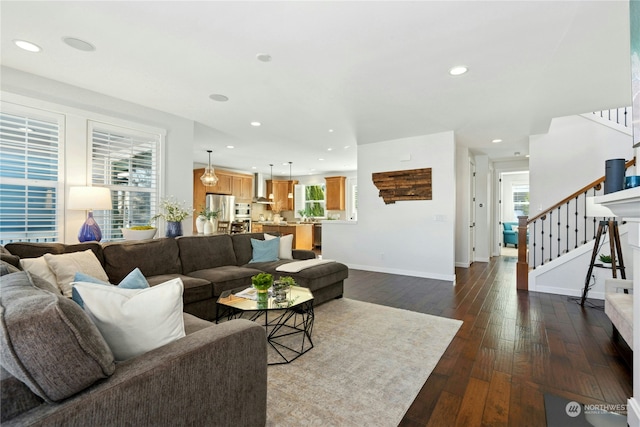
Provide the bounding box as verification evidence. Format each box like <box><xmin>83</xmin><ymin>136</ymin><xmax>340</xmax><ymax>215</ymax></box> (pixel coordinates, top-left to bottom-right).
<box><xmin>6</xmin><ymin>319</ymin><xmax>267</xmax><ymax>427</ymax></box>
<box><xmin>293</xmin><ymin>249</ymin><xmax>316</xmax><ymax>260</ymax></box>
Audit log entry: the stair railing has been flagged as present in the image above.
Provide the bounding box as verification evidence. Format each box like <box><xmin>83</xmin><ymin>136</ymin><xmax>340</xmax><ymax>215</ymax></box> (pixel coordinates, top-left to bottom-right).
<box><xmin>516</xmin><ymin>157</ymin><xmax>636</xmax><ymax>290</ymax></box>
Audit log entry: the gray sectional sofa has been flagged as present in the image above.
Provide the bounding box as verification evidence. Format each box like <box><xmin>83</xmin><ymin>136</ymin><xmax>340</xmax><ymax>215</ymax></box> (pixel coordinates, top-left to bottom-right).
<box><xmin>3</xmin><ymin>232</ymin><xmax>349</xmax><ymax>321</ymax></box>
<box><xmin>0</xmin><ymin>232</ymin><xmax>348</xmax><ymax>425</ymax></box>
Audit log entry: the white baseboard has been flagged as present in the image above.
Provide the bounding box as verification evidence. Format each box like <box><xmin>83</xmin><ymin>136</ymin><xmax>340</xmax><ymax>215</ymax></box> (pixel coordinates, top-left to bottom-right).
<box><xmin>455</xmin><ymin>261</ymin><xmax>470</xmax><ymax>268</ymax></box>
<box><xmin>345</xmin><ymin>263</ymin><xmax>456</xmax><ymax>283</ymax></box>
<box><xmin>532</xmin><ymin>285</ymin><xmax>604</xmax><ymax>300</ymax></box>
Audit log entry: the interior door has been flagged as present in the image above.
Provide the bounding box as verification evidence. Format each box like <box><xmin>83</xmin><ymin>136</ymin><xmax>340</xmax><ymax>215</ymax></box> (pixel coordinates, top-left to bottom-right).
<box><xmin>469</xmin><ymin>159</ymin><xmax>476</xmax><ymax>264</ymax></box>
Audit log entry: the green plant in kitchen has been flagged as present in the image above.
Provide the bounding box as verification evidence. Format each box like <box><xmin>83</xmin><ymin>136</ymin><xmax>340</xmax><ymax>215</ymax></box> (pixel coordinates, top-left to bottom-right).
<box><xmin>251</xmin><ymin>272</ymin><xmax>273</xmax><ymax>292</ymax></box>
<box><xmin>198</xmin><ymin>205</ymin><xmax>219</xmax><ymax>220</ymax></box>
<box><xmin>599</xmin><ymin>254</ymin><xmax>612</xmax><ymax>264</ymax></box>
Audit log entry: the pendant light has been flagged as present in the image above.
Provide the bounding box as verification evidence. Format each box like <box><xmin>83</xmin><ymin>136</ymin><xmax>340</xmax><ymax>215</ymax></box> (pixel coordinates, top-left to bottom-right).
<box><xmin>268</xmin><ymin>164</ymin><xmax>274</xmax><ymax>200</ymax></box>
<box><xmin>287</xmin><ymin>161</ymin><xmax>293</xmax><ymax>199</ymax></box>
<box><xmin>200</xmin><ymin>150</ymin><xmax>219</xmax><ymax>186</ymax></box>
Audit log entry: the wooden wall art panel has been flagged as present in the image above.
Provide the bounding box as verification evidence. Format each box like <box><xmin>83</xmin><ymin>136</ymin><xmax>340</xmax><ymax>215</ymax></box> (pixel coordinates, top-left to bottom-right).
<box><xmin>372</xmin><ymin>168</ymin><xmax>432</xmax><ymax>204</ymax></box>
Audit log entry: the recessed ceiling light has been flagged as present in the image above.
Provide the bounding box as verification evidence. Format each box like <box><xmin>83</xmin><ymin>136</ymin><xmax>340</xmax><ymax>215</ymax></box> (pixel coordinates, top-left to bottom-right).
<box><xmin>256</xmin><ymin>53</ymin><xmax>272</xmax><ymax>62</ymax></box>
<box><xmin>209</xmin><ymin>94</ymin><xmax>229</xmax><ymax>102</ymax></box>
<box><xmin>62</xmin><ymin>37</ymin><xmax>95</xmax><ymax>51</ymax></box>
<box><xmin>514</xmin><ymin>152</ymin><xmax>521</xmax><ymax>156</ymax></box>
<box><xmin>250</xmin><ymin>121</ymin><xmax>261</xmax><ymax>127</ymax></box>
<box><xmin>328</xmin><ymin>129</ymin><xmax>334</xmax><ymax>133</ymax></box>
<box><xmin>327</xmin><ymin>148</ymin><xmax>333</xmax><ymax>151</ymax></box>
<box><xmin>318</xmin><ymin>158</ymin><xmax>324</xmax><ymax>161</ymax></box>
<box><xmin>492</xmin><ymin>139</ymin><xmax>502</xmax><ymax>144</ymax></box>
<box><xmin>226</xmin><ymin>145</ymin><xmax>234</xmax><ymax>149</ymax></box>
<box><xmin>525</xmin><ymin>154</ymin><xmax>530</xmax><ymax>158</ymax></box>
<box><xmin>14</xmin><ymin>40</ymin><xmax>41</xmax><ymax>52</ymax></box>
<box><xmin>344</xmin><ymin>145</ymin><xmax>351</xmax><ymax>149</ymax></box>
<box><xmin>251</xmin><ymin>166</ymin><xmax>257</xmax><ymax>169</ymax></box>
<box><xmin>449</xmin><ymin>65</ymin><xmax>468</xmax><ymax>76</ymax></box>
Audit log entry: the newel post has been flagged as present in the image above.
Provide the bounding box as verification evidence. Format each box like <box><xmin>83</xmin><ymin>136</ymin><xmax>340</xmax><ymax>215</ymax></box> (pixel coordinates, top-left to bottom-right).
<box><xmin>517</xmin><ymin>216</ymin><xmax>529</xmax><ymax>290</ymax></box>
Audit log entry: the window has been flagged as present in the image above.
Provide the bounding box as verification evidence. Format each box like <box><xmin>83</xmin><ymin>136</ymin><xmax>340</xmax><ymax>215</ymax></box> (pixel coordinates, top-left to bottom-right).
<box><xmin>89</xmin><ymin>122</ymin><xmax>160</xmax><ymax>240</ymax></box>
<box><xmin>293</xmin><ymin>184</ymin><xmax>326</xmax><ymax>218</ymax></box>
<box><xmin>512</xmin><ymin>184</ymin><xmax>529</xmax><ymax>217</ymax></box>
<box><xmin>0</xmin><ymin>108</ymin><xmax>62</xmax><ymax>244</ymax></box>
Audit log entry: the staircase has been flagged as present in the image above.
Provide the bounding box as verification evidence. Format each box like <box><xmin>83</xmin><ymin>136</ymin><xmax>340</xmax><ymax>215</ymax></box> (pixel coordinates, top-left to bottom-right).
<box><xmin>516</xmin><ymin>159</ymin><xmax>635</xmax><ymax>290</ymax></box>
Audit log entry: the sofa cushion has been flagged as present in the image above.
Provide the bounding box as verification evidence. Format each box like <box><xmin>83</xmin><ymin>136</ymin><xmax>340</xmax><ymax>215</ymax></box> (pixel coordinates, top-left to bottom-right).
<box><xmin>71</xmin><ymin>268</ymin><xmax>150</xmax><ymax>308</ymax></box>
<box><xmin>74</xmin><ymin>278</ymin><xmax>186</xmax><ymax>361</ymax></box>
<box><xmin>44</xmin><ymin>249</ymin><xmax>110</xmax><ymax>297</ymax></box>
<box><xmin>249</xmin><ymin>237</ymin><xmax>280</xmax><ymax>263</ymax></box>
<box><xmin>231</xmin><ymin>233</ymin><xmax>266</xmax><ymax>266</ymax></box>
<box><xmin>0</xmin><ymin>259</ymin><xmax>21</xmax><ymax>276</ymax></box>
<box><xmin>102</xmin><ymin>238</ymin><xmax>183</xmax><ymax>283</ymax></box>
<box><xmin>264</xmin><ymin>233</ymin><xmax>294</xmax><ymax>260</ymax></box>
<box><xmin>1</xmin><ymin>366</ymin><xmax>43</xmax><ymax>422</ymax></box>
<box><xmin>5</xmin><ymin>242</ymin><xmax>104</xmax><ymax>265</ymax></box>
<box><xmin>19</xmin><ymin>256</ymin><xmax>58</xmax><ymax>290</ymax></box>
<box><xmin>605</xmin><ymin>292</ymin><xmax>633</xmax><ymax>349</ymax></box>
<box><xmin>146</xmin><ymin>274</ymin><xmax>212</xmax><ymax>305</ymax></box>
<box><xmin>0</xmin><ymin>271</ymin><xmax>115</xmax><ymax>402</ymax></box>
<box><xmin>0</xmin><ymin>246</ymin><xmax>20</xmax><ymax>268</ymax></box>
<box><xmin>187</xmin><ymin>266</ymin><xmax>262</xmax><ymax>297</ymax></box>
<box><xmin>177</xmin><ymin>235</ymin><xmax>238</xmax><ymax>274</ymax></box>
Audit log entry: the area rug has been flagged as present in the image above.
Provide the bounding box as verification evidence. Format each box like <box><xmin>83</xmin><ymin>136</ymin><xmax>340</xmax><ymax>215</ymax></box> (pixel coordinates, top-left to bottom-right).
<box><xmin>266</xmin><ymin>298</ymin><xmax>463</xmax><ymax>426</ymax></box>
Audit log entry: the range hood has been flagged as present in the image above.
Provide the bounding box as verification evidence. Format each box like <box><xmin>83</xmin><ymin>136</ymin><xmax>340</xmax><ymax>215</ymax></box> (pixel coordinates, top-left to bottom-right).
<box><xmin>252</xmin><ymin>173</ymin><xmax>272</xmax><ymax>204</ymax></box>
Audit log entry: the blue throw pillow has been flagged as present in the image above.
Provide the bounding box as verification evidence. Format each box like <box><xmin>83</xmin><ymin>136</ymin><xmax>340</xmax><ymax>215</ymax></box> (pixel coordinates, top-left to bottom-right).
<box><xmin>72</xmin><ymin>268</ymin><xmax>150</xmax><ymax>307</ymax></box>
<box><xmin>249</xmin><ymin>237</ymin><xmax>280</xmax><ymax>263</ymax></box>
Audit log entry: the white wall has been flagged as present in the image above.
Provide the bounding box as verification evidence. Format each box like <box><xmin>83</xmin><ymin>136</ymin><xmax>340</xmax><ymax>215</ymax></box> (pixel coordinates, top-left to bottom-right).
<box><xmin>1</xmin><ymin>67</ymin><xmax>196</xmax><ymax>242</ymax></box>
<box><xmin>500</xmin><ymin>172</ymin><xmax>529</xmax><ymax>223</ymax></box>
<box><xmin>323</xmin><ymin>132</ymin><xmax>456</xmax><ymax>281</ymax></box>
<box><xmin>529</xmin><ymin>114</ymin><xmax>634</xmax><ymax>217</ymax></box>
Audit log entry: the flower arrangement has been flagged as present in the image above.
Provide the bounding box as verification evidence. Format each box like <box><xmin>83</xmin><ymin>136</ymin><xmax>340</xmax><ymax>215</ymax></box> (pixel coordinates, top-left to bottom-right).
<box><xmin>152</xmin><ymin>197</ymin><xmax>193</xmax><ymax>223</ymax></box>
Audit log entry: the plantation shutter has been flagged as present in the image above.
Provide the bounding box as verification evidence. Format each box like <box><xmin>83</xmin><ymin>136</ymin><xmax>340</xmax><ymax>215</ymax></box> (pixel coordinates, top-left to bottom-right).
<box><xmin>89</xmin><ymin>122</ymin><xmax>160</xmax><ymax>240</ymax></box>
<box><xmin>0</xmin><ymin>110</ymin><xmax>62</xmax><ymax>244</ymax></box>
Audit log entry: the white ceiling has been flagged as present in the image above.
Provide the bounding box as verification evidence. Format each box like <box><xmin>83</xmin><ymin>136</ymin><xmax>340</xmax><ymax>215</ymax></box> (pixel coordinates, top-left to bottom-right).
<box><xmin>0</xmin><ymin>1</ymin><xmax>632</xmax><ymax>177</ymax></box>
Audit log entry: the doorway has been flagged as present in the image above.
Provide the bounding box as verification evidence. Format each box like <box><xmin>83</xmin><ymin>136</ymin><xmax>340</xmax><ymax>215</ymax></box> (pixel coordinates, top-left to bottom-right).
<box><xmin>499</xmin><ymin>171</ymin><xmax>529</xmax><ymax>257</ymax></box>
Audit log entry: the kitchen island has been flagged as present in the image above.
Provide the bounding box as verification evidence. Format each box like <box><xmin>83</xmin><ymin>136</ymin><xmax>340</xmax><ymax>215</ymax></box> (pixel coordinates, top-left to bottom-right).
<box><xmin>261</xmin><ymin>223</ymin><xmax>314</xmax><ymax>250</ymax></box>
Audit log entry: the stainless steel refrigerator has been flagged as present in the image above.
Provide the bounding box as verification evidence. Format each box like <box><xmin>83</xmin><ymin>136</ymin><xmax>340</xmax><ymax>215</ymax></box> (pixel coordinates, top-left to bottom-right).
<box><xmin>206</xmin><ymin>194</ymin><xmax>235</xmax><ymax>222</ymax></box>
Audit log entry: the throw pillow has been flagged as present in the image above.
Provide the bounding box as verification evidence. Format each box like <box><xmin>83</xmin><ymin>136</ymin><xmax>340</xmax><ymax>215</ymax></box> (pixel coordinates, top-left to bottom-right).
<box><xmin>19</xmin><ymin>256</ymin><xmax>59</xmax><ymax>291</ymax></box>
<box><xmin>264</xmin><ymin>233</ymin><xmax>294</xmax><ymax>260</ymax></box>
<box><xmin>74</xmin><ymin>278</ymin><xmax>185</xmax><ymax>361</ymax></box>
<box><xmin>0</xmin><ymin>271</ymin><xmax>115</xmax><ymax>402</ymax></box>
<box><xmin>249</xmin><ymin>237</ymin><xmax>280</xmax><ymax>263</ymax></box>
<box><xmin>44</xmin><ymin>249</ymin><xmax>109</xmax><ymax>297</ymax></box>
<box><xmin>71</xmin><ymin>268</ymin><xmax>149</xmax><ymax>308</ymax></box>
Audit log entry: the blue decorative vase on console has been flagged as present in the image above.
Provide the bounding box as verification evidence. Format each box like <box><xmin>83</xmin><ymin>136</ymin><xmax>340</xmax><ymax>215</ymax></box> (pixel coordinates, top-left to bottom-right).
<box><xmin>166</xmin><ymin>221</ymin><xmax>183</xmax><ymax>238</ymax></box>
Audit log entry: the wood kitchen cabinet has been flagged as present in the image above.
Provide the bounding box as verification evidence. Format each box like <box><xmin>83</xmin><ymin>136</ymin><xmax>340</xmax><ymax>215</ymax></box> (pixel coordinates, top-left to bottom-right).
<box><xmin>262</xmin><ymin>224</ymin><xmax>313</xmax><ymax>250</ymax></box>
<box><xmin>325</xmin><ymin>176</ymin><xmax>346</xmax><ymax>210</ymax></box>
<box><xmin>266</xmin><ymin>180</ymin><xmax>298</xmax><ymax>211</ymax></box>
<box><xmin>232</xmin><ymin>175</ymin><xmax>253</xmax><ymax>202</ymax></box>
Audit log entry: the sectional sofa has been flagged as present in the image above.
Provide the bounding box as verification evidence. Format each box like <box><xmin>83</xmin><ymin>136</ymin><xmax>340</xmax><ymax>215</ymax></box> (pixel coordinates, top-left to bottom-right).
<box><xmin>3</xmin><ymin>232</ymin><xmax>349</xmax><ymax>321</ymax></box>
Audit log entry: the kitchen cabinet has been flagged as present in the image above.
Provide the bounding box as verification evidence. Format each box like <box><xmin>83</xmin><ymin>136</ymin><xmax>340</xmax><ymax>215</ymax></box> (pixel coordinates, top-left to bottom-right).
<box><xmin>266</xmin><ymin>180</ymin><xmax>297</xmax><ymax>211</ymax></box>
<box><xmin>232</xmin><ymin>175</ymin><xmax>253</xmax><ymax>202</ymax></box>
<box><xmin>252</xmin><ymin>223</ymin><xmax>263</xmax><ymax>233</ymax></box>
<box><xmin>325</xmin><ymin>176</ymin><xmax>346</xmax><ymax>210</ymax></box>
<box><xmin>262</xmin><ymin>224</ymin><xmax>313</xmax><ymax>250</ymax></box>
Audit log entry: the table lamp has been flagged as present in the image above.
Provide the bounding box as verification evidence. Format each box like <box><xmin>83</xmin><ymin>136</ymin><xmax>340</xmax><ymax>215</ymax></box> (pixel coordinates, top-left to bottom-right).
<box><xmin>68</xmin><ymin>186</ymin><xmax>112</xmax><ymax>242</ymax></box>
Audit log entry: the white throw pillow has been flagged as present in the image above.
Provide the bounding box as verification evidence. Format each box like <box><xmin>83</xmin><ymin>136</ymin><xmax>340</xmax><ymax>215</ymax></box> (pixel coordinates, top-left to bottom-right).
<box><xmin>264</xmin><ymin>233</ymin><xmax>294</xmax><ymax>260</ymax></box>
<box><xmin>19</xmin><ymin>256</ymin><xmax>59</xmax><ymax>292</ymax></box>
<box><xmin>44</xmin><ymin>250</ymin><xmax>109</xmax><ymax>297</ymax></box>
<box><xmin>74</xmin><ymin>278</ymin><xmax>185</xmax><ymax>361</ymax></box>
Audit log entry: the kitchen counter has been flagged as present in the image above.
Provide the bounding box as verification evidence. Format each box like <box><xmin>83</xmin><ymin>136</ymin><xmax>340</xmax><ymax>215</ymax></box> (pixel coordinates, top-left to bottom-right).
<box><xmin>261</xmin><ymin>223</ymin><xmax>314</xmax><ymax>250</ymax></box>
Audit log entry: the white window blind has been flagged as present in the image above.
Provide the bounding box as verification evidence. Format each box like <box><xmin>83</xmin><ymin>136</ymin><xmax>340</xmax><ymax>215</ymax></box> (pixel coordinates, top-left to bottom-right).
<box><xmin>89</xmin><ymin>122</ymin><xmax>160</xmax><ymax>240</ymax></box>
<box><xmin>0</xmin><ymin>110</ymin><xmax>62</xmax><ymax>244</ymax></box>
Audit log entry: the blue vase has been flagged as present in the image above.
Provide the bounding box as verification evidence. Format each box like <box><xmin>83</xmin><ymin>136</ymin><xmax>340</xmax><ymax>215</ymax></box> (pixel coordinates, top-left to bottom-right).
<box><xmin>78</xmin><ymin>211</ymin><xmax>102</xmax><ymax>242</ymax></box>
<box><xmin>166</xmin><ymin>221</ymin><xmax>183</xmax><ymax>238</ymax></box>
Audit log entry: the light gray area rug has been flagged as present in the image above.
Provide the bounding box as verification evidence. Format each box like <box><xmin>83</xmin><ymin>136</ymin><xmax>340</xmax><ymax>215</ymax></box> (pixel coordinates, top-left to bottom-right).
<box><xmin>266</xmin><ymin>298</ymin><xmax>463</xmax><ymax>426</ymax></box>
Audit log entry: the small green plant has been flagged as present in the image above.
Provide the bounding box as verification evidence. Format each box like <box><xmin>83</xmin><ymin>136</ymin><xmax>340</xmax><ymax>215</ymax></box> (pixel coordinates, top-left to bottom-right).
<box><xmin>599</xmin><ymin>254</ymin><xmax>612</xmax><ymax>263</ymax></box>
<box><xmin>251</xmin><ymin>272</ymin><xmax>273</xmax><ymax>291</ymax></box>
<box><xmin>278</xmin><ymin>276</ymin><xmax>296</xmax><ymax>287</ymax></box>
<box><xmin>198</xmin><ymin>205</ymin><xmax>219</xmax><ymax>220</ymax></box>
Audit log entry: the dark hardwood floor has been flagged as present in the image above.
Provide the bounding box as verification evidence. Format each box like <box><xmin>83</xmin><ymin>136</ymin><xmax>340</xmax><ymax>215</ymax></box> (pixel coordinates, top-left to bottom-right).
<box><xmin>343</xmin><ymin>255</ymin><xmax>632</xmax><ymax>426</ymax></box>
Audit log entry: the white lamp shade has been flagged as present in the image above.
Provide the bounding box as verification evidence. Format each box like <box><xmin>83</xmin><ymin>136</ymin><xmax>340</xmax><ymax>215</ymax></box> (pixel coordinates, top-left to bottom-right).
<box><xmin>68</xmin><ymin>186</ymin><xmax>112</xmax><ymax>210</ymax></box>
<box><xmin>585</xmin><ymin>196</ymin><xmax>616</xmax><ymax>218</ymax></box>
